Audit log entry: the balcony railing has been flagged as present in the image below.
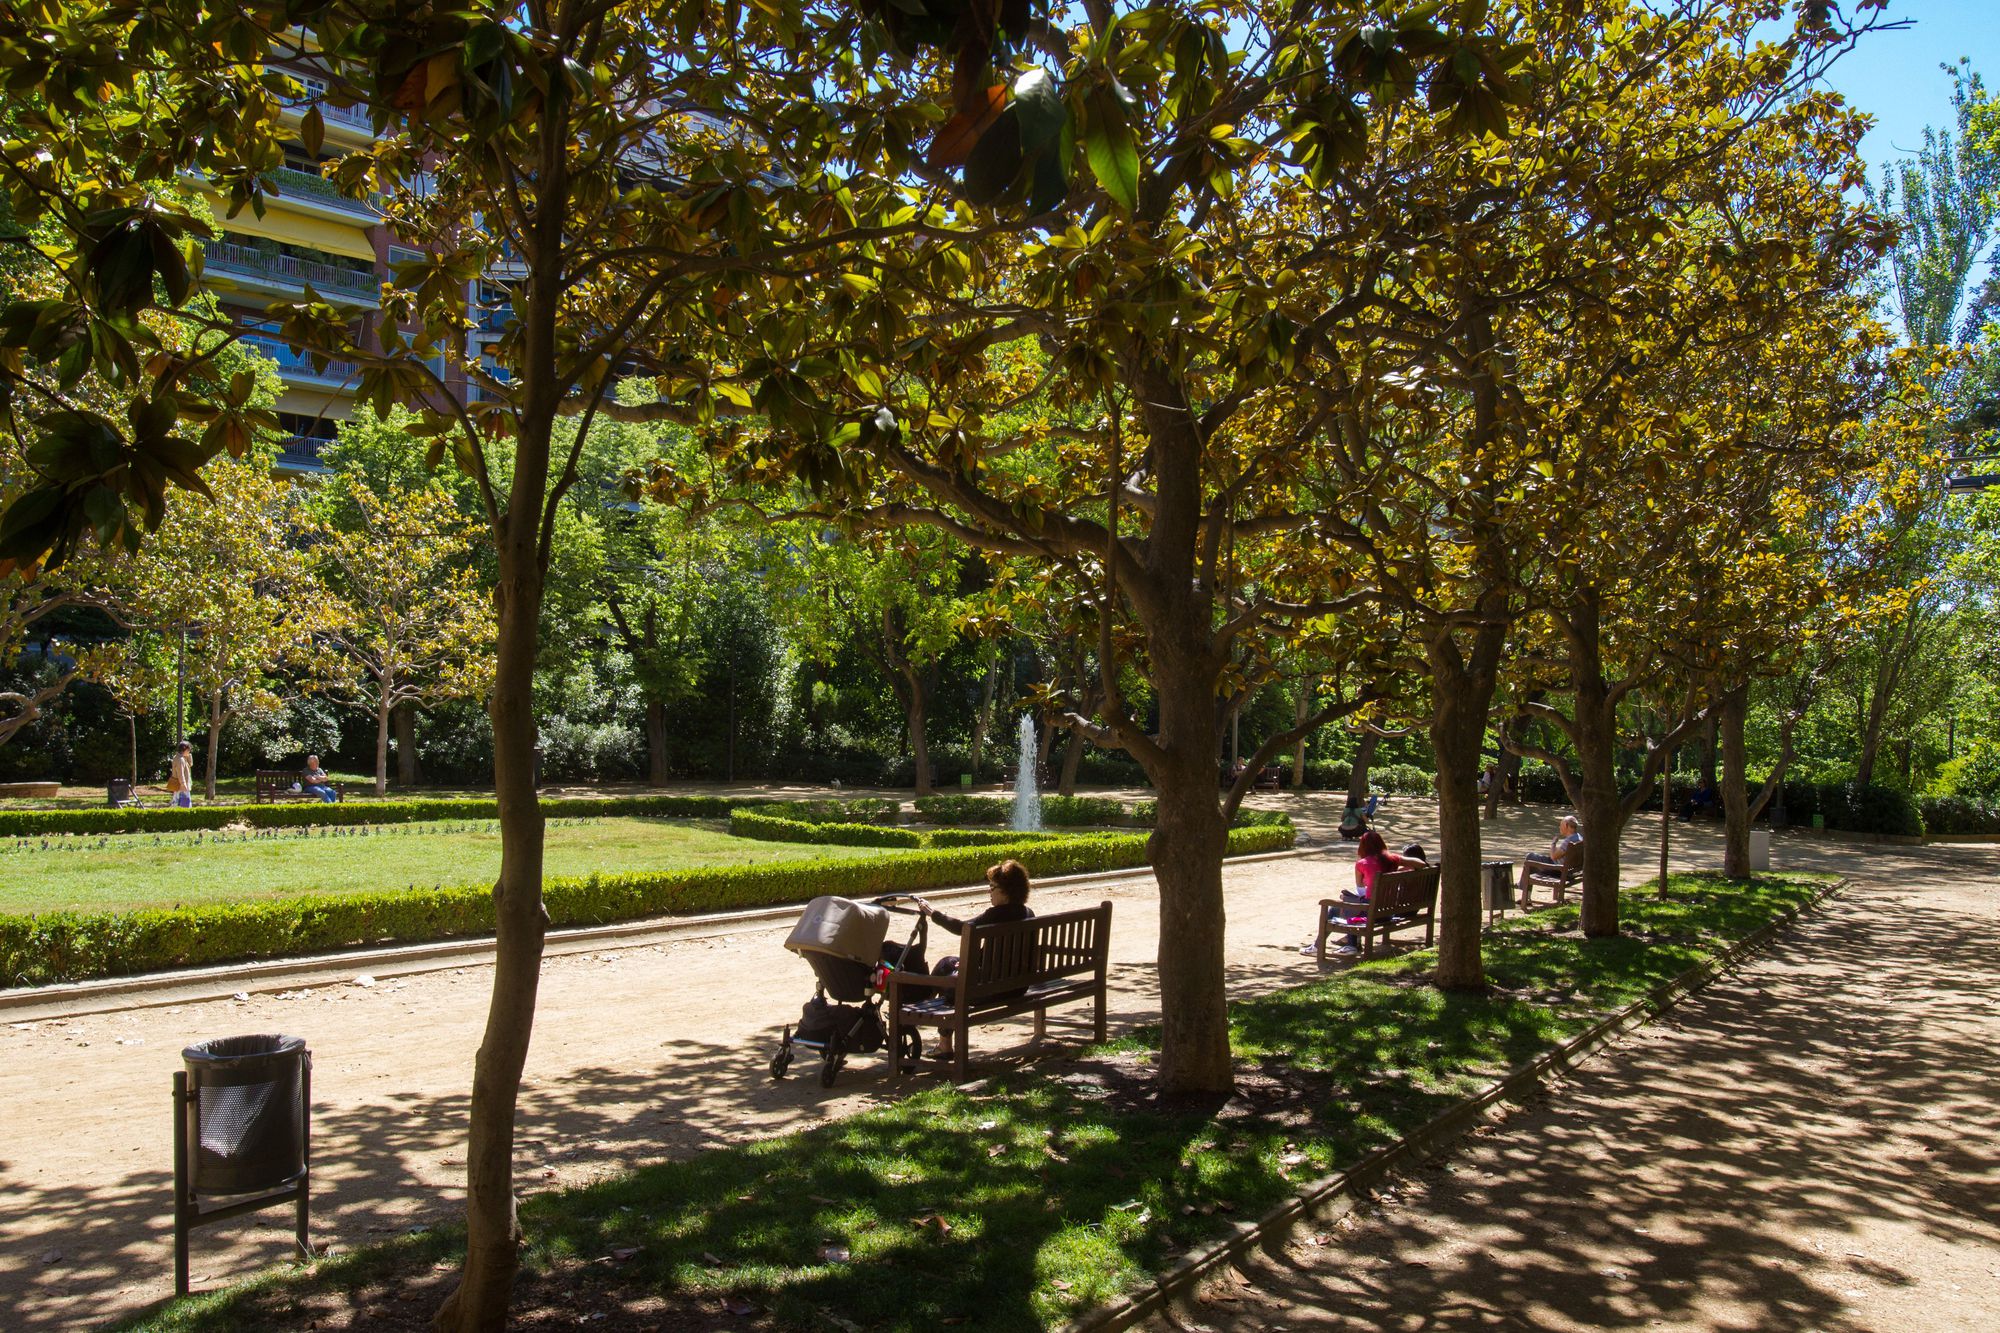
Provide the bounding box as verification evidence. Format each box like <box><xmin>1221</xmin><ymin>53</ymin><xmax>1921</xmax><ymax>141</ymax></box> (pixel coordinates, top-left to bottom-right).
<box><xmin>238</xmin><ymin>331</ymin><xmax>361</xmax><ymax>388</ymax></box>
<box><xmin>277</xmin><ymin>435</ymin><xmax>335</xmax><ymax>469</ymax></box>
<box><xmin>266</xmin><ymin>165</ymin><xmax>376</xmax><ymax>216</ymax></box>
<box><xmin>203</xmin><ymin>241</ymin><xmax>378</xmax><ymax>301</ymax></box>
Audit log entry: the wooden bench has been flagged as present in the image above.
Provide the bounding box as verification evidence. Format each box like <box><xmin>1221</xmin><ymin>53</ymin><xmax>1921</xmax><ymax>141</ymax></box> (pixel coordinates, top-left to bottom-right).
<box><xmin>1316</xmin><ymin>867</ymin><xmax>1439</xmax><ymax>962</ymax></box>
<box><xmin>1518</xmin><ymin>841</ymin><xmax>1583</xmax><ymax>908</ymax></box>
<box><xmin>254</xmin><ymin>769</ymin><xmax>344</xmax><ymax>804</ymax></box>
<box><xmin>887</xmin><ymin>901</ymin><xmax>1112</xmax><ymax>1083</ymax></box>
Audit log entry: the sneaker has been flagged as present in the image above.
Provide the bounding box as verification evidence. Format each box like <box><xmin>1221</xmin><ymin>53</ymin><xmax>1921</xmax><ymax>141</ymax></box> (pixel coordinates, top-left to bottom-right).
<box><xmin>1335</xmin><ymin>941</ymin><xmax>1360</xmax><ymax>955</ymax></box>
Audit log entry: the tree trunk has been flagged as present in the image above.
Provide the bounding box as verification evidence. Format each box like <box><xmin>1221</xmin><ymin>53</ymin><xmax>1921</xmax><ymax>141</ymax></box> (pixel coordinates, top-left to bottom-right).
<box><xmin>1562</xmin><ymin>596</ymin><xmax>1623</xmax><ymax>938</ymax></box>
<box><xmin>1718</xmin><ymin>682</ymin><xmax>1753</xmax><ymax>877</ymax></box>
<box><xmin>1058</xmin><ymin>729</ymin><xmax>1084</xmax><ymax>796</ymax></box>
<box><xmin>1290</xmin><ymin>685</ymin><xmax>1310</xmax><ymax>787</ymax></box>
<box><xmin>1146</xmin><ymin>738</ymin><xmax>1233</xmax><ymax>1094</ymax></box>
<box><xmin>375</xmin><ymin>690</ymin><xmax>393</xmax><ymax>798</ymax></box>
<box><xmin>969</xmin><ymin>654</ymin><xmax>998</xmax><ymax>780</ymax></box>
<box><xmin>645</xmin><ymin>697</ymin><xmax>668</xmax><ymax>786</ymax></box>
<box><xmin>1426</xmin><ymin>639</ymin><xmax>1495</xmax><ymax>992</ymax></box>
<box><xmin>906</xmin><ymin>677</ymin><xmax>932</xmax><ymax>796</ymax></box>
<box><xmin>396</xmin><ymin>701</ymin><xmax>422</xmax><ymax>788</ymax></box>
<box><xmin>128</xmin><ymin>714</ymin><xmax>138</xmax><ymax>786</ymax></box>
<box><xmin>1485</xmin><ymin>711</ymin><xmax>1527</xmax><ymax>820</ymax></box>
<box><xmin>1700</xmin><ymin>712</ymin><xmax>1718</xmax><ymax>787</ymax></box>
<box><xmin>203</xmin><ymin>692</ymin><xmax>223</xmax><ymax>800</ymax></box>
<box><xmin>1347</xmin><ymin>729</ymin><xmax>1380</xmax><ymax>807</ymax></box>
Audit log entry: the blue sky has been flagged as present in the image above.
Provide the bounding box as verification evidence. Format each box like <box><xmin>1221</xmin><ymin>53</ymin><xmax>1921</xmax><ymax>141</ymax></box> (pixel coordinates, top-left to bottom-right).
<box><xmin>1814</xmin><ymin>0</ymin><xmax>1998</xmax><ymax>176</ymax></box>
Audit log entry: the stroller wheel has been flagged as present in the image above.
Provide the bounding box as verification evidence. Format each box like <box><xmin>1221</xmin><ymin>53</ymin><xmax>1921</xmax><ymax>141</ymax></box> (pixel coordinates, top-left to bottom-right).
<box><xmin>770</xmin><ymin>1048</ymin><xmax>792</xmax><ymax>1080</ymax></box>
<box><xmin>818</xmin><ymin>1031</ymin><xmax>846</xmax><ymax>1088</ymax></box>
<box><xmin>897</xmin><ymin>1026</ymin><xmax>923</xmax><ymax>1074</ymax></box>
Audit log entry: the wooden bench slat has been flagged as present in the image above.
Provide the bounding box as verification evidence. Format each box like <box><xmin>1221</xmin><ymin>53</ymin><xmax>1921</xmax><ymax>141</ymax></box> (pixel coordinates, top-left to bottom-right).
<box><xmin>1315</xmin><ymin>867</ymin><xmax>1440</xmax><ymax>962</ymax></box>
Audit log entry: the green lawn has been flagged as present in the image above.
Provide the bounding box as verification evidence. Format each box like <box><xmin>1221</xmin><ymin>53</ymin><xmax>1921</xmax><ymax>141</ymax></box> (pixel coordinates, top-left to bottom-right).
<box><xmin>119</xmin><ymin>872</ymin><xmax>1832</xmax><ymax>1333</ymax></box>
<box><xmin>0</xmin><ymin>817</ymin><xmax>896</xmax><ymax>915</ymax></box>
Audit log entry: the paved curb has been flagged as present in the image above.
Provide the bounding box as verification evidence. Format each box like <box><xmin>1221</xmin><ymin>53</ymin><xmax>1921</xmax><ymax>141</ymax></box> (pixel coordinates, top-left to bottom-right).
<box><xmin>1059</xmin><ymin>876</ymin><xmax>1848</xmax><ymax>1333</ymax></box>
<box><xmin>0</xmin><ymin>845</ymin><xmax>1326</xmax><ymax>1022</ymax></box>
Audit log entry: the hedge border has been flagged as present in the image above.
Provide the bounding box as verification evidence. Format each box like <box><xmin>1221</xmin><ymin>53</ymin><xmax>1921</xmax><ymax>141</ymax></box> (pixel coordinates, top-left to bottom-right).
<box><xmin>0</xmin><ymin>794</ymin><xmax>771</xmax><ymax>839</ymax></box>
<box><xmin>0</xmin><ymin>820</ymin><xmax>1295</xmax><ymax>987</ymax></box>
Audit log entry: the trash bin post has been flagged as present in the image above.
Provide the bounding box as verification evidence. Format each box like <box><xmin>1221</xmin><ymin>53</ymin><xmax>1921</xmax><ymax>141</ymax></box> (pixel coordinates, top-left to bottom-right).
<box><xmin>173</xmin><ymin>1070</ymin><xmax>191</xmax><ymax>1295</ymax></box>
<box><xmin>172</xmin><ymin>1035</ymin><xmax>312</xmax><ymax>1294</ymax></box>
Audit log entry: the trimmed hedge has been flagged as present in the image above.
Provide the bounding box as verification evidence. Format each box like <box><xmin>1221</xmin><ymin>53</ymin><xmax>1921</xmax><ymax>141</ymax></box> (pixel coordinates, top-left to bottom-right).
<box><xmin>728</xmin><ymin>810</ymin><xmax>921</xmax><ymax>848</ymax></box>
<box><xmin>0</xmin><ymin>820</ymin><xmax>1294</xmax><ymax>986</ymax></box>
<box><xmin>0</xmin><ymin>794</ymin><xmax>766</xmax><ymax>839</ymax></box>
<box><xmin>1774</xmin><ymin>780</ymin><xmax>1924</xmax><ymax>837</ymax></box>
<box><xmin>1916</xmin><ymin>795</ymin><xmax>2000</xmax><ymax>835</ymax></box>
<box><xmin>912</xmin><ymin>795</ymin><xmax>1015</xmax><ymax>825</ymax></box>
<box><xmin>750</xmin><ymin>798</ymin><xmax>902</xmax><ymax>826</ymax></box>
<box><xmin>1039</xmin><ymin>795</ymin><xmax>1126</xmax><ymax>825</ymax></box>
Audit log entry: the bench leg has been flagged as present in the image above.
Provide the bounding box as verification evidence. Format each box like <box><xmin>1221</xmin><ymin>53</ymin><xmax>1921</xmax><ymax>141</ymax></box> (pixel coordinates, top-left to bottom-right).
<box><xmin>1033</xmin><ymin>1007</ymin><xmax>1046</xmax><ymax>1042</ymax></box>
<box><xmin>888</xmin><ymin>1007</ymin><xmax>903</xmax><ymax>1085</ymax></box>
<box><xmin>1093</xmin><ymin>988</ymin><xmax>1106</xmax><ymax>1043</ymax></box>
<box><xmin>953</xmin><ymin>1024</ymin><xmax>969</xmax><ymax>1084</ymax></box>
<box><xmin>1426</xmin><ymin>915</ymin><xmax>1435</xmax><ymax>947</ymax></box>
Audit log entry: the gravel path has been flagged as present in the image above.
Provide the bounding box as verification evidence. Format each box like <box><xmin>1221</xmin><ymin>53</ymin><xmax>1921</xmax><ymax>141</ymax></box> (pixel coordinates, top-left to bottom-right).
<box><xmin>1143</xmin><ymin>836</ymin><xmax>2000</xmax><ymax>1333</ymax></box>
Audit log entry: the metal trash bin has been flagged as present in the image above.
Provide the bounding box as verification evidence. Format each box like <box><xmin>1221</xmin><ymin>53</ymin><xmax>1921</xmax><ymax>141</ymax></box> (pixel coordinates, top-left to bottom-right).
<box><xmin>1481</xmin><ymin>859</ymin><xmax>1514</xmax><ymax>924</ymax></box>
<box><xmin>107</xmin><ymin>778</ymin><xmax>131</xmax><ymax>808</ymax></box>
<box><xmin>174</xmin><ymin>1035</ymin><xmax>311</xmax><ymax>1293</ymax></box>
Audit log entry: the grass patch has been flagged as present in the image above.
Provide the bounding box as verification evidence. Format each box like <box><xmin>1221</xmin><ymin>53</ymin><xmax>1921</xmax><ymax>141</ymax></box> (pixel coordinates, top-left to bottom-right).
<box><xmin>0</xmin><ymin>818</ymin><xmax>893</xmax><ymax>916</ymax></box>
<box><xmin>114</xmin><ymin>872</ymin><xmax>1828</xmax><ymax>1333</ymax></box>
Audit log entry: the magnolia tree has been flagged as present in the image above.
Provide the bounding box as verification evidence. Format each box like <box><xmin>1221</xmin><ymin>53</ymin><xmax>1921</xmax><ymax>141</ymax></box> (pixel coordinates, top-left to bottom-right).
<box><xmin>306</xmin><ymin>480</ymin><xmax>496</xmax><ymax>795</ymax></box>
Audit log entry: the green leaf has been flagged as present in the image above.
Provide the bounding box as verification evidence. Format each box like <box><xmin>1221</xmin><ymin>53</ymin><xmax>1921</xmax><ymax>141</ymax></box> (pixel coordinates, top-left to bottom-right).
<box><xmin>1084</xmin><ymin>88</ymin><xmax>1140</xmax><ymax>212</ymax></box>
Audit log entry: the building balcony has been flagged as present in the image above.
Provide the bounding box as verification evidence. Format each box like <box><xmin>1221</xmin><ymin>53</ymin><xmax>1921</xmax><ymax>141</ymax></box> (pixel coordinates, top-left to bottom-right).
<box><xmin>265</xmin><ymin>164</ymin><xmax>378</xmax><ymax>218</ymax></box>
<box><xmin>276</xmin><ymin>435</ymin><xmax>336</xmax><ymax>471</ymax></box>
<box><xmin>238</xmin><ymin>331</ymin><xmax>362</xmax><ymax>390</ymax></box>
<box><xmin>203</xmin><ymin>241</ymin><xmax>378</xmax><ymax>304</ymax></box>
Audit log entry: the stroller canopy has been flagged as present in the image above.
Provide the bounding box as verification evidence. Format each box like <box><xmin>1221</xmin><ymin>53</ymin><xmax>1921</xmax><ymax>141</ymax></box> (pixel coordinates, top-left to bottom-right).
<box><xmin>784</xmin><ymin>895</ymin><xmax>890</xmax><ymax>967</ymax></box>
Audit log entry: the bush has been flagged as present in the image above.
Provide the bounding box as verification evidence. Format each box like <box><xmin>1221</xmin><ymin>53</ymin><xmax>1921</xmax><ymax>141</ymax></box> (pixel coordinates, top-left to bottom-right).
<box><xmin>1370</xmin><ymin>763</ymin><xmax>1435</xmax><ymax>795</ymax></box>
<box><xmin>1916</xmin><ymin>795</ymin><xmax>2000</xmax><ymax>835</ymax></box>
<box><xmin>912</xmin><ymin>795</ymin><xmax>1015</xmax><ymax>825</ymax></box>
<box><xmin>0</xmin><ymin>821</ymin><xmax>1294</xmax><ymax>985</ymax></box>
<box><xmin>728</xmin><ymin>810</ymin><xmax>923</xmax><ymax>848</ymax></box>
<box><xmin>0</xmin><ymin>794</ymin><xmax>765</xmax><ymax>839</ymax></box>
<box><xmin>1772</xmin><ymin>780</ymin><xmax>1924</xmax><ymax>837</ymax></box>
<box><xmin>1038</xmin><ymin>795</ymin><xmax>1127</xmax><ymax>826</ymax></box>
<box><xmin>1299</xmin><ymin>758</ymin><xmax>1353</xmax><ymax>791</ymax></box>
<box><xmin>754</xmin><ymin>798</ymin><xmax>901</xmax><ymax>825</ymax></box>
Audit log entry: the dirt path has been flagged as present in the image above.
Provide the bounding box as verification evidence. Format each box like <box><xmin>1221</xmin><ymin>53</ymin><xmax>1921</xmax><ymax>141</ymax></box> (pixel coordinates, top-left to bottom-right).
<box><xmin>1144</xmin><ymin>837</ymin><xmax>2000</xmax><ymax>1333</ymax></box>
<box><xmin>0</xmin><ymin>797</ymin><xmax>1915</xmax><ymax>1330</ymax></box>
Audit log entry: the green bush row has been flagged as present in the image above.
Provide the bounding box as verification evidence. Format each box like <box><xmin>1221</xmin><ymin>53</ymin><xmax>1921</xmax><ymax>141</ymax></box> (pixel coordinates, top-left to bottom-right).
<box><xmin>0</xmin><ymin>794</ymin><xmax>764</xmax><ymax>839</ymax></box>
<box><xmin>1915</xmin><ymin>794</ymin><xmax>2000</xmax><ymax>835</ymax></box>
<box><xmin>750</xmin><ymin>797</ymin><xmax>903</xmax><ymax>826</ymax></box>
<box><xmin>0</xmin><ymin>820</ymin><xmax>1296</xmax><ymax>986</ymax></box>
<box><xmin>1039</xmin><ymin>795</ymin><xmax>1127</xmax><ymax>825</ymax></box>
<box><xmin>729</xmin><ymin>810</ymin><xmax>922</xmax><ymax>848</ymax></box>
<box><xmin>730</xmin><ymin>809</ymin><xmax>1063</xmax><ymax>850</ymax></box>
<box><xmin>911</xmin><ymin>795</ymin><xmax>1015</xmax><ymax>824</ymax></box>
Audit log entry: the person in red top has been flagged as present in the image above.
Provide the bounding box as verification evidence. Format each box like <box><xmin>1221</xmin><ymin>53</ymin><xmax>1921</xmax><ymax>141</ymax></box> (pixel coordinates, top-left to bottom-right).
<box><xmin>1323</xmin><ymin>829</ymin><xmax>1425</xmax><ymax>955</ymax></box>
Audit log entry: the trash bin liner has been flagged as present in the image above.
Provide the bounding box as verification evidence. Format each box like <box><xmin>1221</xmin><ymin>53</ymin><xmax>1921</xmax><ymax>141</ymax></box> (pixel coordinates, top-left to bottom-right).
<box><xmin>183</xmin><ymin>1034</ymin><xmax>308</xmax><ymax>1195</ymax></box>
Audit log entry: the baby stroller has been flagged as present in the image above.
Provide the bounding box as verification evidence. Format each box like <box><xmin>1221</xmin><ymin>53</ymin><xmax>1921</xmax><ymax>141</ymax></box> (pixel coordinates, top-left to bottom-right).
<box><xmin>770</xmin><ymin>893</ymin><xmax>929</xmax><ymax>1087</ymax></box>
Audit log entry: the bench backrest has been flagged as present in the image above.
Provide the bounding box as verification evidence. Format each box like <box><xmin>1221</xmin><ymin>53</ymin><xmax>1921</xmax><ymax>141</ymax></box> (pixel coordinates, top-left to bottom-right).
<box><xmin>1374</xmin><ymin>867</ymin><xmax>1440</xmax><ymax>914</ymax></box>
<box><xmin>959</xmin><ymin>902</ymin><xmax>1112</xmax><ymax>1001</ymax></box>
<box><xmin>255</xmin><ymin>769</ymin><xmax>301</xmax><ymax>786</ymax></box>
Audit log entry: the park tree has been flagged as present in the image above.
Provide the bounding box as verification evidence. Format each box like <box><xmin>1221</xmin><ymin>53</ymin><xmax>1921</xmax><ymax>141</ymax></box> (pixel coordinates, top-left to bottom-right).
<box><xmin>0</xmin><ymin>1</ymin><xmax>978</xmax><ymax>1322</ymax></box>
<box><xmin>121</xmin><ymin>452</ymin><xmax>333</xmax><ymax>796</ymax></box>
<box><xmin>306</xmin><ymin>480</ymin><xmax>496</xmax><ymax>796</ymax></box>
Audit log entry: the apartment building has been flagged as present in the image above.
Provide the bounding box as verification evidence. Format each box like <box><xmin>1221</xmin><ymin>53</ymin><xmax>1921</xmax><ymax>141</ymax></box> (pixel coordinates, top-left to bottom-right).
<box><xmin>201</xmin><ymin>80</ymin><xmax>490</xmax><ymax>474</ymax></box>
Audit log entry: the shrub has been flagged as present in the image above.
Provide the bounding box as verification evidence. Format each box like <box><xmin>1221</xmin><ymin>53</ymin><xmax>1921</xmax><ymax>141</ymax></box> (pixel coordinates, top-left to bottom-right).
<box><xmin>0</xmin><ymin>794</ymin><xmax>764</xmax><ymax>839</ymax></box>
<box><xmin>0</xmin><ymin>820</ymin><xmax>1294</xmax><ymax>986</ymax></box>
<box><xmin>1299</xmin><ymin>758</ymin><xmax>1353</xmax><ymax>791</ymax></box>
<box><xmin>1038</xmin><ymin>795</ymin><xmax>1127</xmax><ymax>826</ymax></box>
<box><xmin>753</xmin><ymin>798</ymin><xmax>902</xmax><ymax>825</ymax></box>
<box><xmin>727</xmin><ymin>810</ymin><xmax>922</xmax><ymax>848</ymax></box>
<box><xmin>1514</xmin><ymin>763</ymin><xmax>1571</xmax><ymax>805</ymax></box>
<box><xmin>1916</xmin><ymin>795</ymin><xmax>2000</xmax><ymax>835</ymax></box>
<box><xmin>912</xmin><ymin>795</ymin><xmax>1015</xmax><ymax>825</ymax></box>
<box><xmin>1370</xmin><ymin>763</ymin><xmax>1435</xmax><ymax>795</ymax></box>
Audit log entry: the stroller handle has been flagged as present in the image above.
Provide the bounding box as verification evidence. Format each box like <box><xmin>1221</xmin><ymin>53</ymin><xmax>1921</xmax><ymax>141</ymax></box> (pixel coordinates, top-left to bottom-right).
<box><xmin>870</xmin><ymin>893</ymin><xmax>923</xmax><ymax>914</ymax></box>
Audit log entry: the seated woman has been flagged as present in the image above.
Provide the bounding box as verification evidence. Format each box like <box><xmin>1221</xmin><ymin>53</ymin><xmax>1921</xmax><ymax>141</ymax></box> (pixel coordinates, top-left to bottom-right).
<box><xmin>913</xmin><ymin>859</ymin><xmax>1035</xmax><ymax>1062</ymax></box>
<box><xmin>1320</xmin><ymin>830</ymin><xmax>1424</xmax><ymax>955</ymax></box>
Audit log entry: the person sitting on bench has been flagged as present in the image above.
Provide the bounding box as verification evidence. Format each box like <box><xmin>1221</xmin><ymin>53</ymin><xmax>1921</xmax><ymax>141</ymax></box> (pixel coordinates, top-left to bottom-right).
<box><xmin>301</xmin><ymin>755</ymin><xmax>340</xmax><ymax>804</ymax></box>
<box><xmin>1518</xmin><ymin>815</ymin><xmax>1582</xmax><ymax>905</ymax></box>
<box><xmin>1318</xmin><ymin>830</ymin><xmax>1424</xmax><ymax>956</ymax></box>
<box><xmin>1337</xmin><ymin>792</ymin><xmax>1382</xmax><ymax>839</ymax></box>
<box><xmin>913</xmin><ymin>859</ymin><xmax>1035</xmax><ymax>1063</ymax></box>
<box><xmin>1679</xmin><ymin>776</ymin><xmax>1718</xmax><ymax>821</ymax></box>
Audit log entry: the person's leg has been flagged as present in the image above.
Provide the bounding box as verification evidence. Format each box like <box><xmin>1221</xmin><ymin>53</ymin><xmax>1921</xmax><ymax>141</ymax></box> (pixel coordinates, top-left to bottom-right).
<box><xmin>1338</xmin><ymin>889</ymin><xmax>1367</xmax><ymax>949</ymax></box>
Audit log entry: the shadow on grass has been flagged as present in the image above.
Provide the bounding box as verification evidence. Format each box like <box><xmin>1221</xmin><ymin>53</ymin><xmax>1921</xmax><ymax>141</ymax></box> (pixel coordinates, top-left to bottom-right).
<box><xmin>110</xmin><ymin>872</ymin><xmax>1832</xmax><ymax>1333</ymax></box>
